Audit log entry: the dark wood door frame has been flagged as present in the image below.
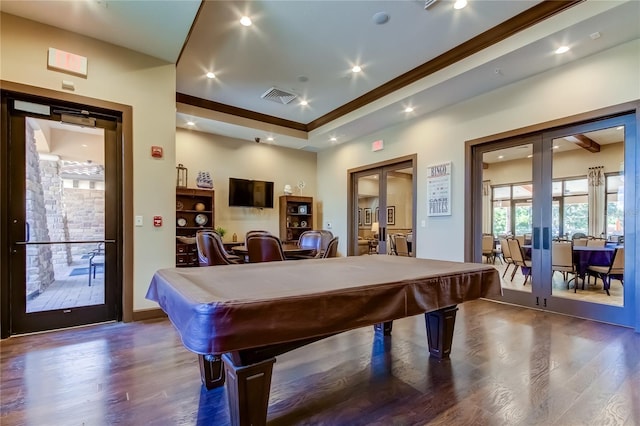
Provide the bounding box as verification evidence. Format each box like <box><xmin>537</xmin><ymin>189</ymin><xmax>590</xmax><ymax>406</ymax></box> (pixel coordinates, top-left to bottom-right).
<box><xmin>347</xmin><ymin>154</ymin><xmax>417</xmax><ymax>256</ymax></box>
<box><xmin>1</xmin><ymin>81</ymin><xmax>134</xmax><ymax>338</ymax></box>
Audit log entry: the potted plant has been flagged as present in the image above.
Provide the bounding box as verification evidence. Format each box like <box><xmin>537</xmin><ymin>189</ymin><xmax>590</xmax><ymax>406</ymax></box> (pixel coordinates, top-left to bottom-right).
<box><xmin>215</xmin><ymin>226</ymin><xmax>227</xmax><ymax>239</ymax></box>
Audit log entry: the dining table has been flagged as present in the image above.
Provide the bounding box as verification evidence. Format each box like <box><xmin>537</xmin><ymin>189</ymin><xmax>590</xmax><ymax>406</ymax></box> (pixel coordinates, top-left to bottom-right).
<box><xmin>521</xmin><ymin>244</ymin><xmax>621</xmax><ymax>287</ymax></box>
<box><xmin>231</xmin><ymin>243</ymin><xmax>315</xmax><ymax>261</ymax></box>
<box><xmin>572</xmin><ymin>245</ymin><xmax>621</xmax><ymax>285</ymax></box>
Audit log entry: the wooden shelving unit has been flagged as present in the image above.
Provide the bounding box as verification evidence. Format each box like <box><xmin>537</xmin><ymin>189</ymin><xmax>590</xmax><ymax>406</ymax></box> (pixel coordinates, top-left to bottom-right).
<box><xmin>279</xmin><ymin>195</ymin><xmax>313</xmax><ymax>243</ymax></box>
<box><xmin>176</xmin><ymin>187</ymin><xmax>215</xmax><ymax>267</ymax></box>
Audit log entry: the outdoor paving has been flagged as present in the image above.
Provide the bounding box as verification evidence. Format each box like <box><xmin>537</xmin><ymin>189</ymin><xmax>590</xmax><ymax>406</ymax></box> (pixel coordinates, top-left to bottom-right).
<box><xmin>27</xmin><ymin>261</ymin><xmax>105</xmax><ymax>313</ymax></box>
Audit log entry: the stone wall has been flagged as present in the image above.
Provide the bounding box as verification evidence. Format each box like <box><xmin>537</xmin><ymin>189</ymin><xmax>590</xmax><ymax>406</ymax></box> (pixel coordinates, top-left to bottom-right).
<box><xmin>39</xmin><ymin>158</ymin><xmax>71</xmax><ymax>270</ymax></box>
<box><xmin>25</xmin><ymin>124</ymin><xmax>55</xmax><ymax>298</ymax></box>
<box><xmin>63</xmin><ymin>186</ymin><xmax>105</xmax><ymax>258</ymax></box>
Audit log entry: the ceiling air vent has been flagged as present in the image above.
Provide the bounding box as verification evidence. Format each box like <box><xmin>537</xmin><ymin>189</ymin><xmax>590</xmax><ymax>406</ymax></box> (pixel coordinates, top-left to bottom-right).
<box><xmin>261</xmin><ymin>87</ymin><xmax>298</xmax><ymax>105</ymax></box>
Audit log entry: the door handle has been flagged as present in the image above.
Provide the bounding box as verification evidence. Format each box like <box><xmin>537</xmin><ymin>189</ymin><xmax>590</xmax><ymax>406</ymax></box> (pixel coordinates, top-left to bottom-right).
<box><xmin>533</xmin><ymin>227</ymin><xmax>540</xmax><ymax>250</ymax></box>
<box><xmin>25</xmin><ymin>221</ymin><xmax>30</xmax><ymax>242</ymax></box>
<box><xmin>543</xmin><ymin>227</ymin><xmax>550</xmax><ymax>250</ymax></box>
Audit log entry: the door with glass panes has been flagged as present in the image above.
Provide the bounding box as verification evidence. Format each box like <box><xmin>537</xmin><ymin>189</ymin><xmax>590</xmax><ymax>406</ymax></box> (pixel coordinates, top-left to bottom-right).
<box><xmin>475</xmin><ymin>114</ymin><xmax>634</xmax><ymax>327</ymax></box>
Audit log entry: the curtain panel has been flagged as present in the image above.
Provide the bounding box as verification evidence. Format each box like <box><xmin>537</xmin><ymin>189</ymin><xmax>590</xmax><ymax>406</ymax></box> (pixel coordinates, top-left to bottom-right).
<box><xmin>587</xmin><ymin>166</ymin><xmax>605</xmax><ymax>237</ymax></box>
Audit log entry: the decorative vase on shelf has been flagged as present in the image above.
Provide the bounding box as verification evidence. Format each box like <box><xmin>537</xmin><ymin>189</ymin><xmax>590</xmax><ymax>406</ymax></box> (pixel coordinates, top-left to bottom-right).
<box><xmin>196</xmin><ymin>171</ymin><xmax>213</xmax><ymax>189</ymax></box>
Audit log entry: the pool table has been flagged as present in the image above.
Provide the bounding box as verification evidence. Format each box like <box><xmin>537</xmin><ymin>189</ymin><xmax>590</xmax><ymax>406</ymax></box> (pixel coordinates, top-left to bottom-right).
<box><xmin>147</xmin><ymin>255</ymin><xmax>501</xmax><ymax>426</ymax></box>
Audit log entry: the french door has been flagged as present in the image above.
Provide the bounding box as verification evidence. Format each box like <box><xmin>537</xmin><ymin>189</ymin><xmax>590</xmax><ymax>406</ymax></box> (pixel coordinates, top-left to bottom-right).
<box><xmin>2</xmin><ymin>93</ymin><xmax>122</xmax><ymax>335</ymax></box>
<box><xmin>348</xmin><ymin>156</ymin><xmax>416</xmax><ymax>256</ymax></box>
<box><xmin>473</xmin><ymin>113</ymin><xmax>636</xmax><ymax>327</ymax></box>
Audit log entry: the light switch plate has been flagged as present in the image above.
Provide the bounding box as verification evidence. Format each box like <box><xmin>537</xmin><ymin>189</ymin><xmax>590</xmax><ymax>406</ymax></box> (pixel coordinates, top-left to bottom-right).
<box><xmin>135</xmin><ymin>215</ymin><xmax>143</xmax><ymax>227</ymax></box>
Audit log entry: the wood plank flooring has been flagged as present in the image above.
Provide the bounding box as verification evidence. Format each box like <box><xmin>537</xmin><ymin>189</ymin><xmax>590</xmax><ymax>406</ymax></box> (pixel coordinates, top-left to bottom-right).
<box><xmin>2</xmin><ymin>299</ymin><xmax>639</xmax><ymax>425</ymax></box>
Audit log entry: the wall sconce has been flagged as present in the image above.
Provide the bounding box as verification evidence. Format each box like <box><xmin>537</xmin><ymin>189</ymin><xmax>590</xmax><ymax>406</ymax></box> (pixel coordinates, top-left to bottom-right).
<box><xmin>176</xmin><ymin>163</ymin><xmax>188</xmax><ymax>188</ymax></box>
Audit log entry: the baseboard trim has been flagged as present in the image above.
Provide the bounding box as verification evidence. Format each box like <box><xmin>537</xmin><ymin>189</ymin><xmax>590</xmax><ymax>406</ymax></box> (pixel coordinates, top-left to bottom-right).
<box><xmin>132</xmin><ymin>308</ymin><xmax>167</xmax><ymax>321</ymax></box>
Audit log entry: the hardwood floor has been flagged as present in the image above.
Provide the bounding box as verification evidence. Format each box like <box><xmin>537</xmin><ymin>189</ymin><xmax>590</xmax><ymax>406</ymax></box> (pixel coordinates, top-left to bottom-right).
<box><xmin>2</xmin><ymin>299</ymin><xmax>639</xmax><ymax>425</ymax></box>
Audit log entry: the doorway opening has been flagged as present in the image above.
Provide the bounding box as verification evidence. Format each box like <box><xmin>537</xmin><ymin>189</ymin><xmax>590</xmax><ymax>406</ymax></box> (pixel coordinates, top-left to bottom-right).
<box><xmin>347</xmin><ymin>155</ymin><xmax>417</xmax><ymax>257</ymax></box>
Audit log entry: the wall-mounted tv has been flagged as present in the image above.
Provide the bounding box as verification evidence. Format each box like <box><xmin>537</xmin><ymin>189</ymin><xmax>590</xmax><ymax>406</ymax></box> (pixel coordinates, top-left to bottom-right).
<box><xmin>228</xmin><ymin>178</ymin><xmax>274</xmax><ymax>208</ymax></box>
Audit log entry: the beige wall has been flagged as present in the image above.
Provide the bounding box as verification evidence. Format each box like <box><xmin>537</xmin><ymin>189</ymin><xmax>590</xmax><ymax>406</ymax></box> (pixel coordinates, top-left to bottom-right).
<box><xmin>318</xmin><ymin>39</ymin><xmax>639</xmax><ymax>262</ymax></box>
<box><xmin>176</xmin><ymin>128</ymin><xmax>317</xmax><ymax>241</ymax></box>
<box><xmin>484</xmin><ymin>143</ymin><xmax>624</xmax><ymax>185</ymax></box>
<box><xmin>1</xmin><ymin>13</ymin><xmax>177</xmax><ymax>311</ymax></box>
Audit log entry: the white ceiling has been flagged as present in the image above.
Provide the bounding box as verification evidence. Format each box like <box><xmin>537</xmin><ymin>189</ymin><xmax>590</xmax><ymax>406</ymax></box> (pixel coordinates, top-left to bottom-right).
<box><xmin>2</xmin><ymin>0</ymin><xmax>639</xmax><ymax>152</ymax></box>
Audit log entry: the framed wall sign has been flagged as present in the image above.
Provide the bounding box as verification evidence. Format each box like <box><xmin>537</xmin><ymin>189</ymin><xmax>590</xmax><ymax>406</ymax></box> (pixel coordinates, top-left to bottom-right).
<box><xmin>427</xmin><ymin>161</ymin><xmax>452</xmax><ymax>216</ymax></box>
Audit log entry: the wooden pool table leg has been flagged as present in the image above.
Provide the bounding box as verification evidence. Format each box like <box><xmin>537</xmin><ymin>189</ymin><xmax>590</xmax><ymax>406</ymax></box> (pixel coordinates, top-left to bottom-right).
<box><xmin>424</xmin><ymin>305</ymin><xmax>458</xmax><ymax>359</ymax></box>
<box><xmin>222</xmin><ymin>353</ymin><xmax>276</xmax><ymax>426</ymax></box>
<box><xmin>198</xmin><ymin>354</ymin><xmax>225</xmax><ymax>390</ymax></box>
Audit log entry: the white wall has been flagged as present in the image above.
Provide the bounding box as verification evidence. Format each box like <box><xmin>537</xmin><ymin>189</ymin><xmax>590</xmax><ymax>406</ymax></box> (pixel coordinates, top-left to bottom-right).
<box><xmin>176</xmin><ymin>128</ymin><xmax>317</xmax><ymax>240</ymax></box>
<box><xmin>1</xmin><ymin>13</ymin><xmax>177</xmax><ymax>311</ymax></box>
<box><xmin>318</xmin><ymin>39</ymin><xmax>640</xmax><ymax>262</ymax></box>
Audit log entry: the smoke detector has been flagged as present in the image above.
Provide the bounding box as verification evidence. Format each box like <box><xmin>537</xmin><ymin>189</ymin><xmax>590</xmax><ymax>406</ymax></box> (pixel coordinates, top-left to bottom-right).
<box><xmin>261</xmin><ymin>87</ymin><xmax>298</xmax><ymax>105</ymax></box>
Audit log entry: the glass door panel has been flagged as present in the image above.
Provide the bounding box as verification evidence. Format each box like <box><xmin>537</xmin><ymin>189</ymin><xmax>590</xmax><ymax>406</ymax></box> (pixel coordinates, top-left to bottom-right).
<box><xmin>482</xmin><ymin>143</ymin><xmax>533</xmax><ymax>295</ymax></box>
<box><xmin>386</xmin><ymin>167</ymin><xmax>414</xmax><ymax>256</ymax></box>
<box><xmin>24</xmin><ymin>118</ymin><xmax>106</xmax><ymax>313</ymax></box>
<box><xmin>24</xmin><ymin>117</ymin><xmax>106</xmax><ymax>313</ymax></box>
<box><xmin>550</xmin><ymin>126</ymin><xmax>625</xmax><ymax>308</ymax></box>
<box><xmin>356</xmin><ymin>172</ymin><xmax>381</xmax><ymax>255</ymax></box>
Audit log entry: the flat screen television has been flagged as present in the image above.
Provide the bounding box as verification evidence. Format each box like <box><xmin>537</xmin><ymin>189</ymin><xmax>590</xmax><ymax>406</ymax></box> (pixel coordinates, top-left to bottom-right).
<box><xmin>228</xmin><ymin>178</ymin><xmax>274</xmax><ymax>208</ymax></box>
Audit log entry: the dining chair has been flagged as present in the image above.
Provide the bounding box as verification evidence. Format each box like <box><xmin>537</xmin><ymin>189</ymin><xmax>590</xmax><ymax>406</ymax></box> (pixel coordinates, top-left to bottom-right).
<box><xmin>587</xmin><ymin>238</ymin><xmax>606</xmax><ymax>247</ymax></box>
<box><xmin>572</xmin><ymin>238</ymin><xmax>588</xmax><ymax>247</ymax></box>
<box><xmin>244</xmin><ymin>230</ymin><xmax>272</xmax><ymax>245</ymax></box>
<box><xmin>507</xmin><ymin>238</ymin><xmax>531</xmax><ymax>285</ymax></box>
<box><xmin>321</xmin><ymin>236</ymin><xmax>339</xmax><ymax>258</ymax></box>
<box><xmin>387</xmin><ymin>234</ymin><xmax>397</xmax><ymax>255</ymax></box>
<box><xmin>88</xmin><ymin>242</ymin><xmax>104</xmax><ymax>286</ymax></box>
<box><xmin>296</xmin><ymin>230</ymin><xmax>324</xmax><ymax>258</ymax></box>
<box><xmin>394</xmin><ymin>234</ymin><xmax>410</xmax><ymax>257</ymax></box>
<box><xmin>586</xmin><ymin>247</ymin><xmax>624</xmax><ymax>296</ymax></box>
<box><xmin>196</xmin><ymin>231</ymin><xmax>240</xmax><ymax>266</ymax></box>
<box><xmin>498</xmin><ymin>238</ymin><xmax>515</xmax><ymax>278</ymax></box>
<box><xmin>246</xmin><ymin>234</ymin><xmax>286</xmax><ymax>263</ymax></box>
<box><xmin>572</xmin><ymin>232</ymin><xmax>587</xmax><ymax>240</ymax></box>
<box><xmin>481</xmin><ymin>234</ymin><xmax>495</xmax><ymax>263</ymax></box>
<box><xmin>551</xmin><ymin>241</ymin><xmax>575</xmax><ymax>287</ymax></box>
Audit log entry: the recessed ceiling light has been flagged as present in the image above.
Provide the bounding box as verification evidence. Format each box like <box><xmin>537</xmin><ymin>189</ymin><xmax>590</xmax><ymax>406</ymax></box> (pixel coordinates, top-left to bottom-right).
<box><xmin>498</xmin><ymin>155</ymin><xmax>504</xmax><ymax>159</ymax></box>
<box><xmin>527</xmin><ymin>154</ymin><xmax>533</xmax><ymax>158</ymax></box>
<box><xmin>186</xmin><ymin>121</ymin><xmax>195</xmax><ymax>126</ymax></box>
<box><xmin>351</xmin><ymin>65</ymin><xmax>362</xmax><ymax>73</ymax></box>
<box><xmin>267</xmin><ymin>137</ymin><xmax>274</xmax><ymax>141</ymax></box>
<box><xmin>555</xmin><ymin>46</ymin><xmax>570</xmax><ymax>54</ymax></box>
<box><xmin>330</xmin><ymin>137</ymin><xmax>337</xmax><ymax>142</ymax></box>
<box><xmin>300</xmin><ymin>100</ymin><xmax>308</xmax><ymax>106</ymax></box>
<box><xmin>206</xmin><ymin>72</ymin><xmax>216</xmax><ymax>79</ymax></box>
<box><xmin>240</xmin><ymin>16</ymin><xmax>252</xmax><ymax>26</ymax></box>
<box><xmin>81</xmin><ymin>144</ymin><xmax>88</xmax><ymax>148</ymax></box>
<box><xmin>404</xmin><ymin>107</ymin><xmax>414</xmax><ymax>113</ymax></box>
<box><xmin>453</xmin><ymin>0</ymin><xmax>467</xmax><ymax>10</ymax></box>
<box><xmin>553</xmin><ymin>145</ymin><xmax>559</xmax><ymax>149</ymax></box>
<box><xmin>616</xmin><ymin>126</ymin><xmax>624</xmax><ymax>130</ymax></box>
